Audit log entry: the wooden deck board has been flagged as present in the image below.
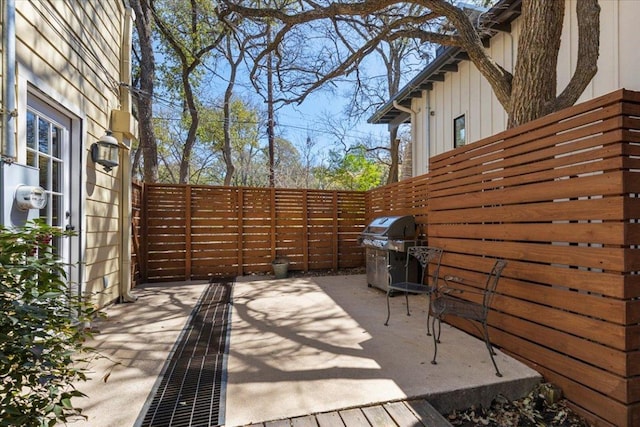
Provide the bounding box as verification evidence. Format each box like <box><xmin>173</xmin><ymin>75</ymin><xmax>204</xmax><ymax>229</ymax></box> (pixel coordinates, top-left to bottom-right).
<box><xmin>383</xmin><ymin>401</ymin><xmax>424</xmax><ymax>426</ymax></box>
<box><xmin>405</xmin><ymin>399</ymin><xmax>453</xmax><ymax>426</ymax></box>
<box><xmin>265</xmin><ymin>420</ymin><xmax>291</xmax><ymax>427</ymax></box>
<box><xmin>316</xmin><ymin>411</ymin><xmax>345</xmax><ymax>427</ymax></box>
<box><xmin>361</xmin><ymin>405</ymin><xmax>395</xmax><ymax>427</ymax></box>
<box><xmin>291</xmin><ymin>414</ymin><xmax>320</xmax><ymax>427</ymax></box>
<box><xmin>239</xmin><ymin>398</ymin><xmax>453</xmax><ymax>427</ymax></box>
<box><xmin>339</xmin><ymin>408</ymin><xmax>370</xmax><ymax>426</ymax></box>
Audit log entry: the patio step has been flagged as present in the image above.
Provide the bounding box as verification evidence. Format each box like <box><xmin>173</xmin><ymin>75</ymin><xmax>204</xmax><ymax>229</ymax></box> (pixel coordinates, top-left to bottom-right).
<box><xmin>241</xmin><ymin>398</ymin><xmax>453</xmax><ymax>426</ymax></box>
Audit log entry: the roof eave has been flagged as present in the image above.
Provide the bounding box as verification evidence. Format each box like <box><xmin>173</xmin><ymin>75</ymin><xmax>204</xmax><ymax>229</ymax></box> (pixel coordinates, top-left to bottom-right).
<box><xmin>368</xmin><ymin>0</ymin><xmax>522</xmax><ymax>125</ymax></box>
<box><xmin>367</xmin><ymin>46</ymin><xmax>462</xmax><ymax>125</ymax></box>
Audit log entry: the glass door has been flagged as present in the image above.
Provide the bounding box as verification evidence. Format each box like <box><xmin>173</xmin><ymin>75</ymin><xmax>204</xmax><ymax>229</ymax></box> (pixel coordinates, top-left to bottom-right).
<box><xmin>25</xmin><ymin>101</ymin><xmax>73</xmax><ymax>282</ymax></box>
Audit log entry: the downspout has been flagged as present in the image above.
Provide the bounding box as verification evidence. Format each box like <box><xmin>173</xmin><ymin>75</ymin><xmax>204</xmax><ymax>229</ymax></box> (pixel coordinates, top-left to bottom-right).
<box><xmin>425</xmin><ymin>92</ymin><xmax>431</xmax><ymax>173</ymax></box>
<box><xmin>118</xmin><ymin>5</ymin><xmax>136</xmax><ymax>303</ymax></box>
<box><xmin>2</xmin><ymin>0</ymin><xmax>16</xmax><ymax>160</ymax></box>
<box><xmin>392</xmin><ymin>100</ymin><xmax>418</xmax><ymax>175</ymax></box>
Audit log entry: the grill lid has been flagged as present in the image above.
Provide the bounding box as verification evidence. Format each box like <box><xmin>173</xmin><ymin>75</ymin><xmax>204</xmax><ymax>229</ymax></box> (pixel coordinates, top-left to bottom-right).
<box><xmin>361</xmin><ymin>215</ymin><xmax>416</xmax><ymax>239</ymax></box>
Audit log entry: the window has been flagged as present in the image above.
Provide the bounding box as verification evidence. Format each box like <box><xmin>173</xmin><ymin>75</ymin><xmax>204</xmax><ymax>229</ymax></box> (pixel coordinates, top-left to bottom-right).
<box><xmin>26</xmin><ymin>109</ymin><xmax>65</xmax><ymax>227</ymax></box>
<box><xmin>454</xmin><ymin>114</ymin><xmax>466</xmax><ymax>148</ymax></box>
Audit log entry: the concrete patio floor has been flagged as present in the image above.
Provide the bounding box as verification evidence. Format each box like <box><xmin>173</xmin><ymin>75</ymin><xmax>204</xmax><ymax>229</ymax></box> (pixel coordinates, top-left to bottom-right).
<box><xmin>71</xmin><ymin>274</ymin><xmax>541</xmax><ymax>427</ymax></box>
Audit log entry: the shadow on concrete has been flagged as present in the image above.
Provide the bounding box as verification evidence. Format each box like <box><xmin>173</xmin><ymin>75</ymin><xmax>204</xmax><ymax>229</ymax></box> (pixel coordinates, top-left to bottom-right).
<box><xmin>224</xmin><ymin>275</ymin><xmax>540</xmax><ymax>426</ymax></box>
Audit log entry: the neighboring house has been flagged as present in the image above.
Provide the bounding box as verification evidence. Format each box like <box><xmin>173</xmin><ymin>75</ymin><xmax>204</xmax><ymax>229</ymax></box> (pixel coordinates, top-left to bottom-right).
<box><xmin>0</xmin><ymin>0</ymin><xmax>137</xmax><ymax>308</ymax></box>
<box><xmin>369</xmin><ymin>0</ymin><xmax>640</xmax><ymax>177</ymax></box>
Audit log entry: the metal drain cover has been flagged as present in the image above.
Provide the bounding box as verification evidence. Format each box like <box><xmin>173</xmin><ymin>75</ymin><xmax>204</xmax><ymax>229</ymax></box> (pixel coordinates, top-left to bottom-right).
<box><xmin>139</xmin><ymin>281</ymin><xmax>232</xmax><ymax>427</ymax></box>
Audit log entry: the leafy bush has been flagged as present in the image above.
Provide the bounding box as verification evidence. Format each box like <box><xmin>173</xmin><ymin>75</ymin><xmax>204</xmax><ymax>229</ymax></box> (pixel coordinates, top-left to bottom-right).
<box><xmin>0</xmin><ymin>220</ymin><xmax>95</xmax><ymax>426</ymax></box>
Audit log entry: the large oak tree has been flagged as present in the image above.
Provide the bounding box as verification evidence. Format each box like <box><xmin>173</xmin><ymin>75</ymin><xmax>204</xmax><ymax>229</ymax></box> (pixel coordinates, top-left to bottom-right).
<box><xmin>220</xmin><ymin>0</ymin><xmax>600</xmax><ymax>129</ymax></box>
<box><xmin>152</xmin><ymin>0</ymin><xmax>226</xmax><ymax>184</ymax></box>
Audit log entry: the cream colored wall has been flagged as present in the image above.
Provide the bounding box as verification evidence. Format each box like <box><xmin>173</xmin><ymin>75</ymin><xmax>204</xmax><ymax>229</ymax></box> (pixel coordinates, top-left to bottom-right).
<box><xmin>425</xmin><ymin>13</ymin><xmax>517</xmax><ymax>170</ymax></box>
<box><xmin>412</xmin><ymin>95</ymin><xmax>429</xmax><ymax>178</ymax></box>
<box><xmin>562</xmin><ymin>0</ymin><xmax>638</xmax><ymax>102</ymax></box>
<box><xmin>14</xmin><ymin>0</ymin><xmax>128</xmax><ymax>307</ymax></box>
<box><xmin>414</xmin><ymin>0</ymin><xmax>640</xmax><ymax>176</ymax></box>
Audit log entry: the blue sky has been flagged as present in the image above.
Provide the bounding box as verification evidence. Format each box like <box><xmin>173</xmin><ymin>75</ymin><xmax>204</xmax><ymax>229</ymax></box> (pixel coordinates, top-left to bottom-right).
<box><xmin>212</xmin><ymin>70</ymin><xmax>391</xmax><ymax>163</ymax></box>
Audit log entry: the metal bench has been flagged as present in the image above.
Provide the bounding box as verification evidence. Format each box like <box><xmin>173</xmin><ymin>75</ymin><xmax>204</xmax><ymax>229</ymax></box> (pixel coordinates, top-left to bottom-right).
<box><xmin>430</xmin><ymin>259</ymin><xmax>507</xmax><ymax>377</ymax></box>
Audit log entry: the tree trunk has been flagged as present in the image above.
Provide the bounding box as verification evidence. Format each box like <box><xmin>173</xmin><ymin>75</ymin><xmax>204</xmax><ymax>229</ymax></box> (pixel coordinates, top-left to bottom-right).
<box><xmin>222</xmin><ymin>91</ymin><xmax>235</xmax><ymax>186</ymax></box>
<box><xmin>130</xmin><ymin>0</ymin><xmax>158</xmax><ymax>182</ymax></box>
<box><xmin>400</xmin><ymin>138</ymin><xmax>412</xmax><ymax>180</ymax></box>
<box><xmin>179</xmin><ymin>71</ymin><xmax>198</xmax><ymax>184</ymax></box>
<box><xmin>222</xmin><ymin>36</ymin><xmax>245</xmax><ymax>186</ymax></box>
<box><xmin>386</xmin><ymin>129</ymin><xmax>399</xmax><ymax>185</ymax></box>
<box><xmin>432</xmin><ymin>0</ymin><xmax>599</xmax><ymax>129</ymax></box>
<box><xmin>554</xmin><ymin>0</ymin><xmax>600</xmax><ymax>112</ymax></box>
<box><xmin>507</xmin><ymin>0</ymin><xmax>564</xmax><ymax>128</ymax></box>
<box><xmin>506</xmin><ymin>0</ymin><xmax>599</xmax><ymax>128</ymax></box>
<box><xmin>384</xmin><ymin>42</ymin><xmax>402</xmax><ymax>184</ymax></box>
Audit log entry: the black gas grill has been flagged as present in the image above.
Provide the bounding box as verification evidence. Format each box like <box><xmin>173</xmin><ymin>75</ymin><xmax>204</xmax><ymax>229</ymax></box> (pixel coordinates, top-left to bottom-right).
<box><xmin>358</xmin><ymin>215</ymin><xmax>419</xmax><ymax>292</ymax></box>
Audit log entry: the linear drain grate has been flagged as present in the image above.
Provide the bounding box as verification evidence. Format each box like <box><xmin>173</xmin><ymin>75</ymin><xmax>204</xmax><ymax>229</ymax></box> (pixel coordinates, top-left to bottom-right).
<box><xmin>139</xmin><ymin>280</ymin><xmax>232</xmax><ymax>427</ymax></box>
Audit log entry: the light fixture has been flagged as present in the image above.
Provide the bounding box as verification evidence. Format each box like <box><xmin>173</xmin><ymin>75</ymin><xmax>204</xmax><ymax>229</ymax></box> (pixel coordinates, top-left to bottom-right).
<box><xmin>91</xmin><ymin>130</ymin><xmax>119</xmax><ymax>172</ymax></box>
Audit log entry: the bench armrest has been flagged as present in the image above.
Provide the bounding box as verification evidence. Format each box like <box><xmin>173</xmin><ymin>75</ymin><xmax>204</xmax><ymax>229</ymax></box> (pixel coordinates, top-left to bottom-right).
<box><xmin>442</xmin><ymin>275</ymin><xmax>486</xmax><ymax>295</ymax></box>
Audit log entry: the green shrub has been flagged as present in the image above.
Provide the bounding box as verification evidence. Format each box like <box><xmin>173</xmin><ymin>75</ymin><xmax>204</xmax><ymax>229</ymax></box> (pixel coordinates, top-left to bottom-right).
<box><xmin>0</xmin><ymin>220</ymin><xmax>95</xmax><ymax>426</ymax></box>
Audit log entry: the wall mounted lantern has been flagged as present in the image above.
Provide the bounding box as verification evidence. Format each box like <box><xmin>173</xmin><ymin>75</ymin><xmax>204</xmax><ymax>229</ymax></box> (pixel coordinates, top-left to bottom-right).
<box><xmin>91</xmin><ymin>130</ymin><xmax>119</xmax><ymax>172</ymax></box>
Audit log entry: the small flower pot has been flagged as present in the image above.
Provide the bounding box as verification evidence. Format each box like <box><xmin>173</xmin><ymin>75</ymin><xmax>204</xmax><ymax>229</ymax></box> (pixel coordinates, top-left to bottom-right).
<box><xmin>272</xmin><ymin>258</ymin><xmax>289</xmax><ymax>279</ymax></box>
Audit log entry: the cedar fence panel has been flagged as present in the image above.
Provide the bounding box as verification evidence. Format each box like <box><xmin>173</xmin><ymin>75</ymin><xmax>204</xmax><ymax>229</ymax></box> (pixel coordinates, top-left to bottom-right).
<box><xmin>427</xmin><ymin>89</ymin><xmax>640</xmax><ymax>427</ymax></box>
<box><xmin>143</xmin><ymin>184</ymin><xmax>188</xmax><ymax>282</ymax></box>
<box><xmin>337</xmin><ymin>191</ymin><xmax>367</xmax><ymax>268</ymax></box>
<box><xmin>366</xmin><ymin>174</ymin><xmax>430</xmax><ymax>240</ymax></box>
<box><xmin>139</xmin><ymin>185</ymin><xmax>366</xmax><ymax>281</ymax></box>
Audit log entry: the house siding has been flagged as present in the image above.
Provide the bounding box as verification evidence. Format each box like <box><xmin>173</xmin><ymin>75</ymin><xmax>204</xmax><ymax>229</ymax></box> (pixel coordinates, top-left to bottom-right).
<box><xmin>7</xmin><ymin>0</ymin><xmax>132</xmax><ymax>307</ymax></box>
<box><xmin>413</xmin><ymin>0</ymin><xmax>640</xmax><ymax>176</ymax></box>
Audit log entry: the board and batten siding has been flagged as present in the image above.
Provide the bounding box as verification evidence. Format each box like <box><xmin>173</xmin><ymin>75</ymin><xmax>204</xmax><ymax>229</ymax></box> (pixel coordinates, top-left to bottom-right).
<box><xmin>413</xmin><ymin>0</ymin><xmax>640</xmax><ymax>177</ymax></box>
<box><xmin>15</xmin><ymin>0</ymin><xmax>128</xmax><ymax>306</ymax></box>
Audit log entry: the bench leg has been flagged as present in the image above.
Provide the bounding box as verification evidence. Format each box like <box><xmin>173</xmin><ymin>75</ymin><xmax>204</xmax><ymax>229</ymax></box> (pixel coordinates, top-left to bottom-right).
<box><xmin>404</xmin><ymin>292</ymin><xmax>410</xmax><ymax>316</ymax></box>
<box><xmin>431</xmin><ymin>316</ymin><xmax>440</xmax><ymax>365</ymax></box>
<box><xmin>481</xmin><ymin>321</ymin><xmax>502</xmax><ymax>377</ymax></box>
<box><xmin>384</xmin><ymin>290</ymin><xmax>391</xmax><ymax>326</ymax></box>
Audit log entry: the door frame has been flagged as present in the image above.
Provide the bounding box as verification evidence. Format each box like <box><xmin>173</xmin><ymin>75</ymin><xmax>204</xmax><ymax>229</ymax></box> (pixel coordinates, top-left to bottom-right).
<box><xmin>17</xmin><ymin>75</ymin><xmax>86</xmax><ymax>298</ymax></box>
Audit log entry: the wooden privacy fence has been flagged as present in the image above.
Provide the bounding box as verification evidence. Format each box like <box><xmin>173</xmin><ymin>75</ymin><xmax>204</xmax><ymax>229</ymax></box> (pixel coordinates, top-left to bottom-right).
<box><xmin>365</xmin><ymin>173</ymin><xmax>430</xmax><ymax>240</ymax></box>
<box><xmin>136</xmin><ymin>185</ymin><xmax>366</xmax><ymax>281</ymax></box>
<box><xmin>131</xmin><ymin>89</ymin><xmax>640</xmax><ymax>426</ymax></box>
<box><xmin>424</xmin><ymin>89</ymin><xmax>640</xmax><ymax>427</ymax></box>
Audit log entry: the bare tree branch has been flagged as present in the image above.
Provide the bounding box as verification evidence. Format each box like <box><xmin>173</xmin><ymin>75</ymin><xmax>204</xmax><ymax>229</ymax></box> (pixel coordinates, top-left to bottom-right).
<box><xmin>554</xmin><ymin>0</ymin><xmax>600</xmax><ymax>110</ymax></box>
<box><xmin>221</xmin><ymin>0</ymin><xmax>599</xmax><ymax>129</ymax></box>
